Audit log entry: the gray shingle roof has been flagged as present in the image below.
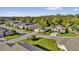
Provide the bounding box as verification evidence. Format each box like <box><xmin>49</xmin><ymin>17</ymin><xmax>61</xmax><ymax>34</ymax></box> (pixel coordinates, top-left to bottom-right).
<box><xmin>19</xmin><ymin>42</ymin><xmax>44</xmax><ymax>51</ymax></box>
<box><xmin>0</xmin><ymin>43</ymin><xmax>29</xmax><ymax>51</ymax></box>
<box><xmin>56</xmin><ymin>38</ymin><xmax>79</xmax><ymax>51</ymax></box>
<box><xmin>28</xmin><ymin>24</ymin><xmax>41</xmax><ymax>29</ymax></box>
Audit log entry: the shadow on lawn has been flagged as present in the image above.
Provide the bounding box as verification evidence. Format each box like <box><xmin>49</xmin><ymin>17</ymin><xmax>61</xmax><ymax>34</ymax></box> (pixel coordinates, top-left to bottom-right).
<box><xmin>34</xmin><ymin>45</ymin><xmax>51</xmax><ymax>51</ymax></box>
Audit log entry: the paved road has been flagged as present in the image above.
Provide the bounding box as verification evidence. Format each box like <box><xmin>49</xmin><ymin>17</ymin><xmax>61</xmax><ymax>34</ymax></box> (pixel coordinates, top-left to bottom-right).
<box><xmin>35</xmin><ymin>34</ymin><xmax>78</xmax><ymax>40</ymax></box>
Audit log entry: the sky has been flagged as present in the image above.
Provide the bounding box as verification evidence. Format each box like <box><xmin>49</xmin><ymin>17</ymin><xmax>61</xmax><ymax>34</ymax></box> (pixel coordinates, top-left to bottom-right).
<box><xmin>0</xmin><ymin>7</ymin><xmax>79</xmax><ymax>16</ymax></box>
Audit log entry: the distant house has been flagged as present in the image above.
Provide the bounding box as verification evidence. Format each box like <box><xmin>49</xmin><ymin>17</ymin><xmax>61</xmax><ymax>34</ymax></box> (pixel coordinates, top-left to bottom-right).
<box><xmin>68</xmin><ymin>26</ymin><xmax>79</xmax><ymax>34</ymax></box>
<box><xmin>10</xmin><ymin>21</ymin><xmax>21</xmax><ymax>28</ymax></box>
<box><xmin>0</xmin><ymin>27</ymin><xmax>13</xmax><ymax>38</ymax></box>
<box><xmin>73</xmin><ymin>30</ymin><xmax>78</xmax><ymax>34</ymax></box>
<box><xmin>50</xmin><ymin>24</ymin><xmax>66</xmax><ymax>36</ymax></box>
<box><xmin>28</xmin><ymin>24</ymin><xmax>44</xmax><ymax>33</ymax></box>
<box><xmin>56</xmin><ymin>38</ymin><xmax>79</xmax><ymax>51</ymax></box>
<box><xmin>19</xmin><ymin>23</ymin><xmax>32</xmax><ymax>29</ymax></box>
<box><xmin>19</xmin><ymin>23</ymin><xmax>25</xmax><ymax>29</ymax></box>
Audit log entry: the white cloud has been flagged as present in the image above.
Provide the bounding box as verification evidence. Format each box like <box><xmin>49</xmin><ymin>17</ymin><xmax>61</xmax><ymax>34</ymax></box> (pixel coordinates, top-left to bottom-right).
<box><xmin>7</xmin><ymin>11</ymin><xmax>18</xmax><ymax>14</ymax></box>
<box><xmin>45</xmin><ymin>7</ymin><xmax>62</xmax><ymax>10</ymax></box>
<box><xmin>73</xmin><ymin>8</ymin><xmax>79</xmax><ymax>11</ymax></box>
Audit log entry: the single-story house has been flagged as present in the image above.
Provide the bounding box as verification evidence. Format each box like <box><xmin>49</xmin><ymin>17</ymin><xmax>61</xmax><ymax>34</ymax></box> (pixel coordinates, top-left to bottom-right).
<box><xmin>10</xmin><ymin>21</ymin><xmax>21</xmax><ymax>28</ymax></box>
<box><xmin>18</xmin><ymin>23</ymin><xmax>25</xmax><ymax>29</ymax></box>
<box><xmin>51</xmin><ymin>24</ymin><xmax>66</xmax><ymax>36</ymax></box>
<box><xmin>73</xmin><ymin>30</ymin><xmax>78</xmax><ymax>34</ymax></box>
<box><xmin>56</xmin><ymin>38</ymin><xmax>79</xmax><ymax>51</ymax></box>
<box><xmin>54</xmin><ymin>24</ymin><xmax>66</xmax><ymax>33</ymax></box>
<box><xmin>27</xmin><ymin>24</ymin><xmax>44</xmax><ymax>33</ymax></box>
<box><xmin>0</xmin><ymin>27</ymin><xmax>13</xmax><ymax>38</ymax></box>
<box><xmin>19</xmin><ymin>23</ymin><xmax>32</xmax><ymax>29</ymax></box>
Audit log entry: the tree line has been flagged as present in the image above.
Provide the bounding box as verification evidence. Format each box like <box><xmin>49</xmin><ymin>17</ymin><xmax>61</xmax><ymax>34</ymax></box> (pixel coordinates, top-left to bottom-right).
<box><xmin>1</xmin><ymin>14</ymin><xmax>79</xmax><ymax>29</ymax></box>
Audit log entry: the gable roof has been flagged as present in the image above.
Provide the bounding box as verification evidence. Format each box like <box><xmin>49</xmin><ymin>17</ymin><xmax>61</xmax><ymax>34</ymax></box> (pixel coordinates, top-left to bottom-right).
<box><xmin>19</xmin><ymin>42</ymin><xmax>44</xmax><ymax>51</ymax></box>
<box><xmin>28</xmin><ymin>24</ymin><xmax>41</xmax><ymax>29</ymax></box>
<box><xmin>55</xmin><ymin>24</ymin><xmax>65</xmax><ymax>30</ymax></box>
<box><xmin>0</xmin><ymin>43</ymin><xmax>12</xmax><ymax>51</ymax></box>
<box><xmin>11</xmin><ymin>44</ymin><xmax>29</xmax><ymax>51</ymax></box>
<box><xmin>0</xmin><ymin>43</ymin><xmax>29</xmax><ymax>51</ymax></box>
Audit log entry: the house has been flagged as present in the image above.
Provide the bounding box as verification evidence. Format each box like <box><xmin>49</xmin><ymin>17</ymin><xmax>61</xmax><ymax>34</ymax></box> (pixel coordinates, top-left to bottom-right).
<box><xmin>0</xmin><ymin>27</ymin><xmax>13</xmax><ymax>38</ymax></box>
<box><xmin>19</xmin><ymin>23</ymin><xmax>32</xmax><ymax>29</ymax></box>
<box><xmin>18</xmin><ymin>23</ymin><xmax>25</xmax><ymax>29</ymax></box>
<box><xmin>27</xmin><ymin>24</ymin><xmax>44</xmax><ymax>33</ymax></box>
<box><xmin>56</xmin><ymin>38</ymin><xmax>79</xmax><ymax>51</ymax></box>
<box><xmin>73</xmin><ymin>30</ymin><xmax>78</xmax><ymax>34</ymax></box>
<box><xmin>50</xmin><ymin>24</ymin><xmax>66</xmax><ymax>36</ymax></box>
<box><xmin>5</xmin><ymin>30</ymin><xmax>13</xmax><ymax>36</ymax></box>
<box><xmin>10</xmin><ymin>21</ymin><xmax>21</xmax><ymax>28</ymax></box>
<box><xmin>50</xmin><ymin>28</ymin><xmax>59</xmax><ymax>36</ymax></box>
<box><xmin>54</xmin><ymin>24</ymin><xmax>66</xmax><ymax>33</ymax></box>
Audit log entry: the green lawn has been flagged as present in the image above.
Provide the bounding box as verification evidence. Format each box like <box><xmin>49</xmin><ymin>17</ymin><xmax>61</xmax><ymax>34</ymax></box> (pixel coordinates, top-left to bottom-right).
<box><xmin>32</xmin><ymin>39</ymin><xmax>60</xmax><ymax>51</ymax></box>
<box><xmin>5</xmin><ymin>34</ymin><xmax>21</xmax><ymax>40</ymax></box>
<box><xmin>39</xmin><ymin>32</ymin><xmax>50</xmax><ymax>35</ymax></box>
<box><xmin>21</xmin><ymin>39</ymin><xmax>60</xmax><ymax>51</ymax></box>
<box><xmin>57</xmin><ymin>33</ymin><xmax>79</xmax><ymax>37</ymax></box>
<box><xmin>22</xmin><ymin>39</ymin><xmax>34</xmax><ymax>44</ymax></box>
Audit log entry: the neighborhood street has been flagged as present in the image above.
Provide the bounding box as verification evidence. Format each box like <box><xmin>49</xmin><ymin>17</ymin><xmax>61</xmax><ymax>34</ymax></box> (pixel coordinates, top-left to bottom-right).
<box><xmin>0</xmin><ymin>24</ymin><xmax>78</xmax><ymax>43</ymax></box>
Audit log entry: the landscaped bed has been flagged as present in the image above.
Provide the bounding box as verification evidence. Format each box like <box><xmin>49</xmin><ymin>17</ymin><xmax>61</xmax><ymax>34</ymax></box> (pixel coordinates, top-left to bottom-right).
<box><xmin>5</xmin><ymin>34</ymin><xmax>21</xmax><ymax>40</ymax></box>
<box><xmin>21</xmin><ymin>39</ymin><xmax>60</xmax><ymax>51</ymax></box>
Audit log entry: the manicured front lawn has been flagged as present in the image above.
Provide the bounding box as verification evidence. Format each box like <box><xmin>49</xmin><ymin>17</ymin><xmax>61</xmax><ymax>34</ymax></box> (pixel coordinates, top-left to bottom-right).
<box><xmin>22</xmin><ymin>39</ymin><xmax>33</xmax><ymax>44</ymax></box>
<box><xmin>57</xmin><ymin>33</ymin><xmax>79</xmax><ymax>37</ymax></box>
<box><xmin>32</xmin><ymin>39</ymin><xmax>60</xmax><ymax>51</ymax></box>
<box><xmin>21</xmin><ymin>38</ymin><xmax>60</xmax><ymax>51</ymax></box>
<box><xmin>5</xmin><ymin>34</ymin><xmax>21</xmax><ymax>40</ymax></box>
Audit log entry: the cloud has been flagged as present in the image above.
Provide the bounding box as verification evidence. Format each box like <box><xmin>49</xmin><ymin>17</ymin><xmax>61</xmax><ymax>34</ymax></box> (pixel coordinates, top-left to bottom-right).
<box><xmin>73</xmin><ymin>8</ymin><xmax>79</xmax><ymax>11</ymax></box>
<box><xmin>7</xmin><ymin>11</ymin><xmax>19</xmax><ymax>15</ymax></box>
<box><xmin>45</xmin><ymin>7</ymin><xmax>62</xmax><ymax>10</ymax></box>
